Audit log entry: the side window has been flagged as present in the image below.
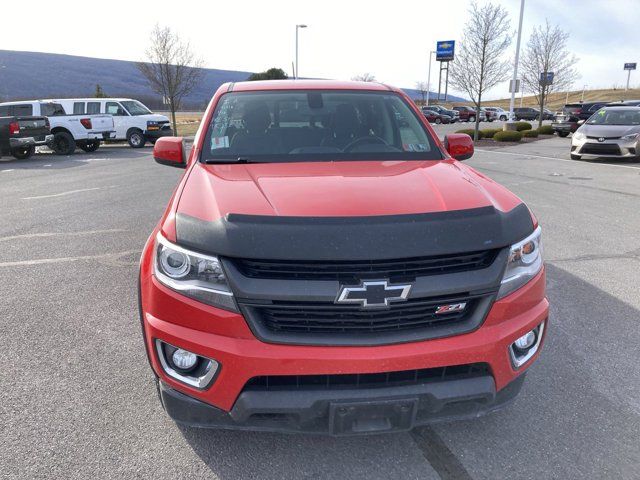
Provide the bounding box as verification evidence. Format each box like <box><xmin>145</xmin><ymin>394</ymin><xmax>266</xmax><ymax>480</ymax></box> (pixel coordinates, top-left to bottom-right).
<box><xmin>73</xmin><ymin>102</ymin><xmax>85</xmax><ymax>114</ymax></box>
<box><xmin>87</xmin><ymin>102</ymin><xmax>101</xmax><ymax>114</ymax></box>
<box><xmin>0</xmin><ymin>105</ymin><xmax>9</xmax><ymax>116</ymax></box>
<box><xmin>106</xmin><ymin>102</ymin><xmax>126</xmax><ymax>116</ymax></box>
<box><xmin>12</xmin><ymin>104</ymin><xmax>34</xmax><ymax>116</ymax></box>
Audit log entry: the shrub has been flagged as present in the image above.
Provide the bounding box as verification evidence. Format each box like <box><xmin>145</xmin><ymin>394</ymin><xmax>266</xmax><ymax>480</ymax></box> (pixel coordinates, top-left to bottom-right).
<box><xmin>493</xmin><ymin>130</ymin><xmax>523</xmax><ymax>142</ymax></box>
<box><xmin>538</xmin><ymin>125</ymin><xmax>555</xmax><ymax>135</ymax></box>
<box><xmin>515</xmin><ymin>121</ymin><xmax>532</xmax><ymax>131</ymax></box>
<box><xmin>522</xmin><ymin>129</ymin><xmax>539</xmax><ymax>138</ymax></box>
<box><xmin>455</xmin><ymin>128</ymin><xmax>483</xmax><ymax>139</ymax></box>
<box><xmin>480</xmin><ymin>128</ymin><xmax>501</xmax><ymax>139</ymax></box>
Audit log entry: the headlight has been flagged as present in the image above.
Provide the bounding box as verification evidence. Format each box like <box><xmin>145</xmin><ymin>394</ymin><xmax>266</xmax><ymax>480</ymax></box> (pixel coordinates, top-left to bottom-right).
<box><xmin>497</xmin><ymin>226</ymin><xmax>543</xmax><ymax>299</ymax></box>
<box><xmin>572</xmin><ymin>131</ymin><xmax>585</xmax><ymax>140</ymax></box>
<box><xmin>154</xmin><ymin>233</ymin><xmax>238</xmax><ymax>311</ymax></box>
<box><xmin>621</xmin><ymin>133</ymin><xmax>639</xmax><ymax>141</ymax></box>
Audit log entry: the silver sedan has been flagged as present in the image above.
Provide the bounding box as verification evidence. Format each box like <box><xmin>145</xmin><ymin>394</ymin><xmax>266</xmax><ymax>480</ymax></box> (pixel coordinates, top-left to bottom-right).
<box><xmin>571</xmin><ymin>106</ymin><xmax>640</xmax><ymax>161</ymax></box>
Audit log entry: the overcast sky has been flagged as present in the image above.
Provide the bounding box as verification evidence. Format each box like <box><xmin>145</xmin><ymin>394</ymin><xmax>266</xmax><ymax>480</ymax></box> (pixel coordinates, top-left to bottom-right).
<box><xmin>2</xmin><ymin>0</ymin><xmax>638</xmax><ymax>99</ymax></box>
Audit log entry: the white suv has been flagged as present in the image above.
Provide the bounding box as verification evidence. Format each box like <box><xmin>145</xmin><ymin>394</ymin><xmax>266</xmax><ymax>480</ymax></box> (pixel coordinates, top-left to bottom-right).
<box><xmin>51</xmin><ymin>98</ymin><xmax>172</xmax><ymax>148</ymax></box>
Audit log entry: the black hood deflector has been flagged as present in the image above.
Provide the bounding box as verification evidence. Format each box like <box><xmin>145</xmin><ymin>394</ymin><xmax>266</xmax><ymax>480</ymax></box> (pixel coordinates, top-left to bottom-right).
<box><xmin>175</xmin><ymin>204</ymin><xmax>533</xmax><ymax>261</ymax></box>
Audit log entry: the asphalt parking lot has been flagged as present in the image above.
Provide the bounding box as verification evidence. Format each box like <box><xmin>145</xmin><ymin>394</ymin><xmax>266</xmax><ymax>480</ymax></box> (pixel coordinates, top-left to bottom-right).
<box><xmin>1</xmin><ymin>135</ymin><xmax>639</xmax><ymax>479</ymax></box>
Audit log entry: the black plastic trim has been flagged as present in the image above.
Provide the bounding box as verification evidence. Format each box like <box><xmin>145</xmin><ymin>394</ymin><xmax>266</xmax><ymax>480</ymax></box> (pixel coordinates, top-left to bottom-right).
<box><xmin>175</xmin><ymin>204</ymin><xmax>533</xmax><ymax>261</ymax></box>
<box><xmin>158</xmin><ymin>373</ymin><xmax>526</xmax><ymax>435</ymax></box>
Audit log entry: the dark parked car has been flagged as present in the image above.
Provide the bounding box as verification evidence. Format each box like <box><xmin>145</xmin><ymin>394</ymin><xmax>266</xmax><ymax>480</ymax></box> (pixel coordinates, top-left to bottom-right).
<box><xmin>423</xmin><ymin>105</ymin><xmax>459</xmax><ymax>122</ymax></box>
<box><xmin>0</xmin><ymin>115</ymin><xmax>53</xmax><ymax>159</ymax></box>
<box><xmin>513</xmin><ymin>107</ymin><xmax>540</xmax><ymax>121</ymax></box>
<box><xmin>541</xmin><ymin>108</ymin><xmax>556</xmax><ymax>121</ymax></box>
<box><xmin>421</xmin><ymin>107</ymin><xmax>452</xmax><ymax>124</ymax></box>
<box><xmin>552</xmin><ymin>102</ymin><xmax>608</xmax><ymax>137</ymax></box>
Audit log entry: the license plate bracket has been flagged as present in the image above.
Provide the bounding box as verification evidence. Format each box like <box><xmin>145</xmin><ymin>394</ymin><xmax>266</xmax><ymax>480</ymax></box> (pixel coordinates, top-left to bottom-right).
<box><xmin>329</xmin><ymin>398</ymin><xmax>418</xmax><ymax>435</ymax></box>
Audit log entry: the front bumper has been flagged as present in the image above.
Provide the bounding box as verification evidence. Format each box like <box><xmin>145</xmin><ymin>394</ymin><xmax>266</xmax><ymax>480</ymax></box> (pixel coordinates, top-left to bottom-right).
<box><xmin>9</xmin><ymin>134</ymin><xmax>54</xmax><ymax>148</ymax></box>
<box><xmin>571</xmin><ymin>137</ymin><xmax>639</xmax><ymax>158</ymax></box>
<box><xmin>144</xmin><ymin>127</ymin><xmax>173</xmax><ymax>140</ymax></box>
<box><xmin>140</xmin><ymin>253</ymin><xmax>548</xmax><ymax>413</ymax></box>
<box><xmin>158</xmin><ymin>371</ymin><xmax>526</xmax><ymax>435</ymax></box>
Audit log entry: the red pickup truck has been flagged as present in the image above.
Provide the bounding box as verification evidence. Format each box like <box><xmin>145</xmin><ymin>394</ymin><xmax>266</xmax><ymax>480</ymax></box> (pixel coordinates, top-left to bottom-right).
<box><xmin>139</xmin><ymin>80</ymin><xmax>548</xmax><ymax>435</ymax></box>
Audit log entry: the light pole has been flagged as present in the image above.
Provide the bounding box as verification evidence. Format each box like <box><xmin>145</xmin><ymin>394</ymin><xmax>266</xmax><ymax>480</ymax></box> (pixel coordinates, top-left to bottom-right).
<box><xmin>508</xmin><ymin>0</ymin><xmax>525</xmax><ymax>123</ymax></box>
<box><xmin>581</xmin><ymin>84</ymin><xmax>587</xmax><ymax>102</ymax></box>
<box><xmin>426</xmin><ymin>50</ymin><xmax>436</xmax><ymax>106</ymax></box>
<box><xmin>295</xmin><ymin>24</ymin><xmax>307</xmax><ymax>79</ymax></box>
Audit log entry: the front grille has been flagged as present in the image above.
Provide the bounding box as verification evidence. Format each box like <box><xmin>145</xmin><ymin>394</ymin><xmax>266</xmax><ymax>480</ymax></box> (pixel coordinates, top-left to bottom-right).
<box><xmin>244</xmin><ymin>363</ymin><xmax>490</xmax><ymax>391</ymax></box>
<box><xmin>249</xmin><ymin>293</ymin><xmax>483</xmax><ymax>335</ymax></box>
<box><xmin>581</xmin><ymin>143</ymin><xmax>621</xmax><ymax>155</ymax></box>
<box><xmin>232</xmin><ymin>249</ymin><xmax>499</xmax><ymax>281</ymax></box>
<box><xmin>586</xmin><ymin>136</ymin><xmax>621</xmax><ymax>140</ymax></box>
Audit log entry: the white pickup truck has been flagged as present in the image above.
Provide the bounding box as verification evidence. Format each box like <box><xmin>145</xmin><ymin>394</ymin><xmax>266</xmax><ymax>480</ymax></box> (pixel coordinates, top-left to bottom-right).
<box><xmin>0</xmin><ymin>101</ymin><xmax>115</xmax><ymax>155</ymax></box>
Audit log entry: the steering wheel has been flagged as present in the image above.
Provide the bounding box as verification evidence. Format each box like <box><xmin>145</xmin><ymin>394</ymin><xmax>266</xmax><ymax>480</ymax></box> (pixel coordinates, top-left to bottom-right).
<box><xmin>343</xmin><ymin>135</ymin><xmax>388</xmax><ymax>152</ymax></box>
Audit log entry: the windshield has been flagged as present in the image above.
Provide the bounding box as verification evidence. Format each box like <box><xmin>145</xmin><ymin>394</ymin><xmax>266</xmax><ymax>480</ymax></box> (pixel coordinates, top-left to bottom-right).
<box><xmin>588</xmin><ymin>109</ymin><xmax>640</xmax><ymax>125</ymax></box>
<box><xmin>121</xmin><ymin>100</ymin><xmax>152</xmax><ymax>116</ymax></box>
<box><xmin>201</xmin><ymin>90</ymin><xmax>441</xmax><ymax>163</ymax></box>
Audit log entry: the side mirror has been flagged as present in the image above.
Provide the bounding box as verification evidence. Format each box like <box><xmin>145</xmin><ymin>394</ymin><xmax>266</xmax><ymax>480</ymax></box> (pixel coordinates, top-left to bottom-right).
<box><xmin>577</xmin><ymin>119</ymin><xmax>585</xmax><ymax>125</ymax></box>
<box><xmin>444</xmin><ymin>133</ymin><xmax>474</xmax><ymax>161</ymax></box>
<box><xmin>153</xmin><ymin>137</ymin><xmax>186</xmax><ymax>168</ymax></box>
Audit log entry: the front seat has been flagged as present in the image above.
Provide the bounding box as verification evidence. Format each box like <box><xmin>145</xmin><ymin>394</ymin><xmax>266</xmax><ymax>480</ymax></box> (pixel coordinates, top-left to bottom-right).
<box><xmin>231</xmin><ymin>101</ymin><xmax>278</xmax><ymax>154</ymax></box>
<box><xmin>325</xmin><ymin>103</ymin><xmax>362</xmax><ymax>149</ymax></box>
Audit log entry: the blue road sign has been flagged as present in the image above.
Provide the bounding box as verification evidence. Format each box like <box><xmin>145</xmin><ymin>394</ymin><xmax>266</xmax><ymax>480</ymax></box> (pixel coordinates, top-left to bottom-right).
<box><xmin>539</xmin><ymin>71</ymin><xmax>554</xmax><ymax>85</ymax></box>
<box><xmin>624</xmin><ymin>63</ymin><xmax>637</xmax><ymax>70</ymax></box>
<box><xmin>436</xmin><ymin>41</ymin><xmax>455</xmax><ymax>62</ymax></box>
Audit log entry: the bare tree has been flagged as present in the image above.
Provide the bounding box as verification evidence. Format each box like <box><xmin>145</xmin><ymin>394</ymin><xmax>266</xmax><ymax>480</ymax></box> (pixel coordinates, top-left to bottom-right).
<box><xmin>521</xmin><ymin>21</ymin><xmax>579</xmax><ymax>128</ymax></box>
<box><xmin>137</xmin><ymin>25</ymin><xmax>204</xmax><ymax>135</ymax></box>
<box><xmin>415</xmin><ymin>81</ymin><xmax>429</xmax><ymax>104</ymax></box>
<box><xmin>448</xmin><ymin>2</ymin><xmax>512</xmax><ymax>140</ymax></box>
<box><xmin>351</xmin><ymin>73</ymin><xmax>377</xmax><ymax>82</ymax></box>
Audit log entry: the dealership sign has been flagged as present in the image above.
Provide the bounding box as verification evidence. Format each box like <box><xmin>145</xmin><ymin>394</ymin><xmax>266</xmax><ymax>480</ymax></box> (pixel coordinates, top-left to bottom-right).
<box><xmin>539</xmin><ymin>71</ymin><xmax>554</xmax><ymax>86</ymax></box>
<box><xmin>436</xmin><ymin>41</ymin><xmax>455</xmax><ymax>61</ymax></box>
<box><xmin>624</xmin><ymin>63</ymin><xmax>637</xmax><ymax>70</ymax></box>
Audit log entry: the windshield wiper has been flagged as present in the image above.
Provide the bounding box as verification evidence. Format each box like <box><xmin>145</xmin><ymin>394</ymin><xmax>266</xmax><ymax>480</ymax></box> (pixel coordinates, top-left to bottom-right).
<box><xmin>203</xmin><ymin>157</ymin><xmax>254</xmax><ymax>164</ymax></box>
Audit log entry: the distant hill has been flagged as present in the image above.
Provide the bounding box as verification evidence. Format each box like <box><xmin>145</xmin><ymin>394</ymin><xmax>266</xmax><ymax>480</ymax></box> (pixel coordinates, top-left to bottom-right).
<box><xmin>0</xmin><ymin>50</ymin><xmax>467</xmax><ymax>109</ymax></box>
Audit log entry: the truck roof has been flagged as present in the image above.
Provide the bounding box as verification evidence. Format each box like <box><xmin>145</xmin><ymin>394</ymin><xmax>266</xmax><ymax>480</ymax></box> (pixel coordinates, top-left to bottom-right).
<box><xmin>229</xmin><ymin>79</ymin><xmax>396</xmax><ymax>93</ymax></box>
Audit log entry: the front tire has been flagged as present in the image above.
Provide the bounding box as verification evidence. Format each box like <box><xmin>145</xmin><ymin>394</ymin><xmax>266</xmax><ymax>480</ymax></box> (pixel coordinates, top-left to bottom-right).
<box><xmin>52</xmin><ymin>132</ymin><xmax>76</xmax><ymax>155</ymax></box>
<box><xmin>127</xmin><ymin>130</ymin><xmax>146</xmax><ymax>148</ymax></box>
<box><xmin>557</xmin><ymin>132</ymin><xmax>569</xmax><ymax>138</ymax></box>
<box><xmin>499</xmin><ymin>115</ymin><xmax>507</xmax><ymax>121</ymax></box>
<box><xmin>435</xmin><ymin>118</ymin><xmax>442</xmax><ymax>124</ymax></box>
<box><xmin>469</xmin><ymin>115</ymin><xmax>476</xmax><ymax>123</ymax></box>
<box><xmin>79</xmin><ymin>140</ymin><xmax>100</xmax><ymax>152</ymax></box>
<box><xmin>11</xmin><ymin>145</ymin><xmax>35</xmax><ymax>160</ymax></box>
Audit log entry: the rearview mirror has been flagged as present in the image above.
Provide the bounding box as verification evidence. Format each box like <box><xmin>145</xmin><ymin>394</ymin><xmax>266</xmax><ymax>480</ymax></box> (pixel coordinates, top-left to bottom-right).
<box><xmin>444</xmin><ymin>133</ymin><xmax>474</xmax><ymax>161</ymax></box>
<box><xmin>153</xmin><ymin>137</ymin><xmax>186</xmax><ymax>168</ymax></box>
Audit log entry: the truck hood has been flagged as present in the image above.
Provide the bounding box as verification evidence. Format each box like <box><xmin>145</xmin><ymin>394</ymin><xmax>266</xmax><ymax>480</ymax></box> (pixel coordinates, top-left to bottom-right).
<box><xmin>176</xmin><ymin>160</ymin><xmax>524</xmax><ymax>222</ymax></box>
<box><xmin>144</xmin><ymin>114</ymin><xmax>171</xmax><ymax>123</ymax></box>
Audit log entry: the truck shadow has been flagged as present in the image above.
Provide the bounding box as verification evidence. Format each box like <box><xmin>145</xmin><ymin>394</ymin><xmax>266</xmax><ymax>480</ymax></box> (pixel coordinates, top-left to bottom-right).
<box><xmin>177</xmin><ymin>263</ymin><xmax>640</xmax><ymax>480</ymax></box>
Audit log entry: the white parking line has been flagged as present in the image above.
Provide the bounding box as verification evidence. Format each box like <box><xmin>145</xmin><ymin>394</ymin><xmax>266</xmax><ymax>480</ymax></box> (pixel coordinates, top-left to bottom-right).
<box><xmin>475</xmin><ymin>149</ymin><xmax>640</xmax><ymax>171</ymax></box>
<box><xmin>0</xmin><ymin>229</ymin><xmax>126</xmax><ymax>243</ymax></box>
<box><xmin>22</xmin><ymin>187</ymin><xmax>102</xmax><ymax>200</ymax></box>
<box><xmin>0</xmin><ymin>250</ymin><xmax>139</xmax><ymax>268</ymax></box>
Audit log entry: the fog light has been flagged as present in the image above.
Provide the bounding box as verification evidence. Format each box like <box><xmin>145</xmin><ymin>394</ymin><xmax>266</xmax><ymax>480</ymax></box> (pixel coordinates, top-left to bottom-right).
<box><xmin>155</xmin><ymin>340</ymin><xmax>219</xmax><ymax>389</ymax></box>
<box><xmin>514</xmin><ymin>331</ymin><xmax>536</xmax><ymax>351</ymax></box>
<box><xmin>509</xmin><ymin>321</ymin><xmax>545</xmax><ymax>369</ymax></box>
<box><xmin>172</xmin><ymin>349</ymin><xmax>197</xmax><ymax>371</ymax></box>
